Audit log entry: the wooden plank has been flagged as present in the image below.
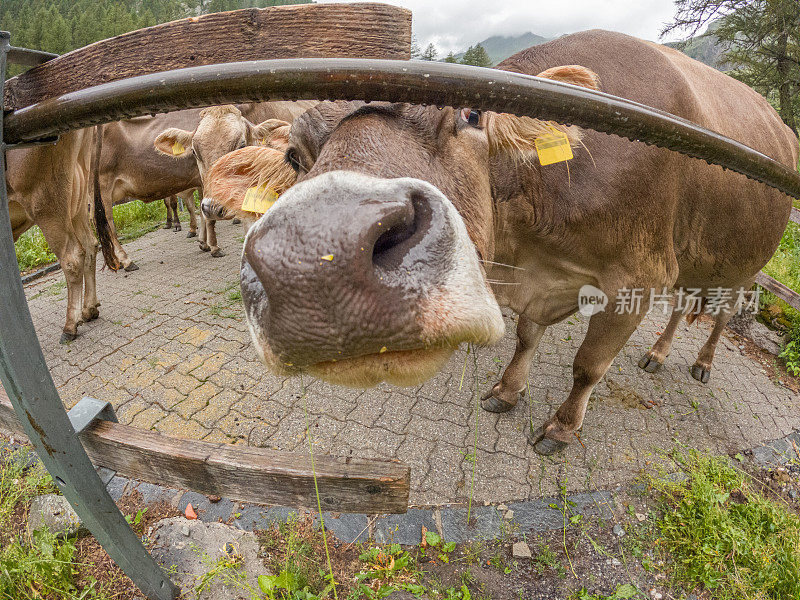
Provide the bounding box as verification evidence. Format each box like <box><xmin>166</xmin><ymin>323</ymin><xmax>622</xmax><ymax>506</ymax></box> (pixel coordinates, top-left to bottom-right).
<box><xmin>790</xmin><ymin>206</ymin><xmax>800</xmax><ymax>225</ymax></box>
<box><xmin>755</xmin><ymin>271</ymin><xmax>800</xmax><ymax>312</ymax></box>
<box><xmin>4</xmin><ymin>3</ymin><xmax>411</xmax><ymax>110</ymax></box>
<box><xmin>0</xmin><ymin>390</ymin><xmax>409</xmax><ymax>514</ymax></box>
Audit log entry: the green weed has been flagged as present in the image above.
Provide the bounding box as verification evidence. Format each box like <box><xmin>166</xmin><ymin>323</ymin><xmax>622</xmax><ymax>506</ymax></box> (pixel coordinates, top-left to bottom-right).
<box><xmin>648</xmin><ymin>448</ymin><xmax>800</xmax><ymax>600</ymax></box>
<box><xmin>14</xmin><ymin>226</ymin><xmax>57</xmax><ymax>272</ymax></box>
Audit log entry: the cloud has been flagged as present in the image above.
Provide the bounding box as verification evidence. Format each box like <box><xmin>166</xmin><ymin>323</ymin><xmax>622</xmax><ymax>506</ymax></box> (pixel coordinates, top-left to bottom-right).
<box><xmin>319</xmin><ymin>0</ymin><xmax>683</xmax><ymax>54</ymax></box>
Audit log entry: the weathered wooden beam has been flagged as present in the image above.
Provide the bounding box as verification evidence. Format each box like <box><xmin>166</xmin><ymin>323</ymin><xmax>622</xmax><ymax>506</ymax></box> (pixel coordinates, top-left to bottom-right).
<box><xmin>755</xmin><ymin>271</ymin><xmax>800</xmax><ymax>312</ymax></box>
<box><xmin>0</xmin><ymin>390</ymin><xmax>409</xmax><ymax>514</ymax></box>
<box><xmin>4</xmin><ymin>3</ymin><xmax>411</xmax><ymax>110</ymax></box>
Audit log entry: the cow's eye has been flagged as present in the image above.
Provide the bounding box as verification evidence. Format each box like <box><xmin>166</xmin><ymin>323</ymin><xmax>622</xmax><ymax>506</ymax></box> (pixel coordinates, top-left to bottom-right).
<box><xmin>236</xmin><ymin>140</ymin><xmax>246</xmax><ymax>150</ymax></box>
<box><xmin>285</xmin><ymin>148</ymin><xmax>302</xmax><ymax>173</ymax></box>
<box><xmin>460</xmin><ymin>108</ymin><xmax>482</xmax><ymax>127</ymax></box>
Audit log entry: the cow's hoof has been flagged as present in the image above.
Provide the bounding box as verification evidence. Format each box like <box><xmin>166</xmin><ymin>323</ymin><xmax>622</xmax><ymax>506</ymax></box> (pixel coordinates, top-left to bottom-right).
<box><xmin>174</xmin><ymin>225</ymin><xmax>182</xmax><ymax>232</ymax></box>
<box><xmin>200</xmin><ymin>243</ymin><xmax>211</xmax><ymax>252</ymax></box>
<box><xmin>82</xmin><ymin>307</ymin><xmax>100</xmax><ymax>322</ymax></box>
<box><xmin>526</xmin><ymin>425</ymin><xmax>569</xmax><ymax>456</ymax></box>
<box><xmin>59</xmin><ymin>331</ymin><xmax>78</xmax><ymax>344</ymax></box>
<box><xmin>187</xmin><ymin>231</ymin><xmax>197</xmax><ymax>238</ymax></box>
<box><xmin>480</xmin><ymin>384</ymin><xmax>521</xmax><ymax>413</ymax></box>
<box><xmin>638</xmin><ymin>352</ymin><xmax>663</xmax><ymax>373</ymax></box>
<box><xmin>690</xmin><ymin>364</ymin><xmax>711</xmax><ymax>384</ymax></box>
<box><xmin>210</xmin><ymin>249</ymin><xmax>226</xmax><ymax>258</ymax></box>
<box><xmin>163</xmin><ymin>222</ymin><xmax>172</xmax><ymax>229</ymax></box>
<box><xmin>232</xmin><ymin>218</ymin><xmax>242</xmax><ymax>225</ymax></box>
<box><xmin>124</xmin><ymin>262</ymin><xmax>140</xmax><ymax>272</ymax></box>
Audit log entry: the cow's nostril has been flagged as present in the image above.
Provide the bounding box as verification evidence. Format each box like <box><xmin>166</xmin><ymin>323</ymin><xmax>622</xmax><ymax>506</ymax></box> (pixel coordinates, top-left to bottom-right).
<box><xmin>371</xmin><ymin>193</ymin><xmax>431</xmax><ymax>272</ymax></box>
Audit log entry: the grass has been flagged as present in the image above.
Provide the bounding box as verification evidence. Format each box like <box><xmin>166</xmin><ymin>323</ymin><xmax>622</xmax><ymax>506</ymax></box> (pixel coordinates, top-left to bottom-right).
<box><xmin>645</xmin><ymin>448</ymin><xmax>800</xmax><ymax>600</ymax></box>
<box><xmin>13</xmin><ymin>197</ymin><xmax>197</xmax><ymax>274</ymax></box>
<box><xmin>14</xmin><ymin>227</ymin><xmax>57</xmax><ymax>272</ymax></box>
<box><xmin>210</xmin><ymin>280</ymin><xmax>244</xmax><ymax>320</ymax></box>
<box><xmin>0</xmin><ymin>446</ymin><xmax>112</xmax><ymax>599</ymax></box>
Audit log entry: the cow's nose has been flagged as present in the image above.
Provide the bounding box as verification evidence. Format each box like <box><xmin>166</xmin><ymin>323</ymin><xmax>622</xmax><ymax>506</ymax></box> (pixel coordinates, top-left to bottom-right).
<box><xmin>242</xmin><ymin>171</ymin><xmax>458</xmax><ymax>367</ymax></box>
<box><xmin>201</xmin><ymin>197</ymin><xmax>226</xmax><ymax>220</ymax></box>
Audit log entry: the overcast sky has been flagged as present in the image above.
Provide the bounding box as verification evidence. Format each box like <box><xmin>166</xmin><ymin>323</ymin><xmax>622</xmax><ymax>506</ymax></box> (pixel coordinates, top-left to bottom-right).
<box><xmin>319</xmin><ymin>0</ymin><xmax>689</xmax><ymax>55</ymax></box>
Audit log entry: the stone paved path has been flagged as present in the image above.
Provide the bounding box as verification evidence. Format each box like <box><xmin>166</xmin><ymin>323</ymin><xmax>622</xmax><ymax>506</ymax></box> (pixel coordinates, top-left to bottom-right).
<box><xmin>21</xmin><ymin>222</ymin><xmax>800</xmax><ymax>507</ymax></box>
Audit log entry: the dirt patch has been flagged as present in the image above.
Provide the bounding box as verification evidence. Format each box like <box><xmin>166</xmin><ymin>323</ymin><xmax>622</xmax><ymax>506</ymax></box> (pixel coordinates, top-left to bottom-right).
<box><xmin>73</xmin><ymin>491</ymin><xmax>181</xmax><ymax>598</ymax></box>
<box><xmin>719</xmin><ymin>317</ymin><xmax>800</xmax><ymax>392</ymax></box>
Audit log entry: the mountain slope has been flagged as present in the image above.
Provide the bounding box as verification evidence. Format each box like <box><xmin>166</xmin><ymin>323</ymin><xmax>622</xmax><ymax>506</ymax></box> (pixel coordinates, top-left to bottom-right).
<box><xmin>665</xmin><ymin>21</ymin><xmax>728</xmax><ymax>70</ymax></box>
<box><xmin>452</xmin><ymin>31</ymin><xmax>552</xmax><ymax>66</ymax></box>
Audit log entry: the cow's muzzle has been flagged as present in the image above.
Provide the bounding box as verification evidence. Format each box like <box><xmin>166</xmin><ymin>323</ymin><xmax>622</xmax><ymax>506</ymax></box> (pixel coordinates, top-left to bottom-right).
<box><xmin>241</xmin><ymin>171</ymin><xmax>504</xmax><ymax>387</ymax></box>
<box><xmin>201</xmin><ymin>196</ymin><xmax>232</xmax><ymax>220</ymax></box>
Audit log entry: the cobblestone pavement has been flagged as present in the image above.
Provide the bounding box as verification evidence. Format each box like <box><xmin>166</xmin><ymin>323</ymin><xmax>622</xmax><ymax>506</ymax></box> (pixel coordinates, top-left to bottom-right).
<box><xmin>20</xmin><ymin>223</ymin><xmax>800</xmax><ymax>507</ymax></box>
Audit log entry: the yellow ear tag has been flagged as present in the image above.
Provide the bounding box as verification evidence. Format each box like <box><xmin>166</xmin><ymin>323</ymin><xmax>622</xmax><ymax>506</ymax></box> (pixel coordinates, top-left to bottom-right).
<box><xmin>241</xmin><ymin>185</ymin><xmax>278</xmax><ymax>214</ymax></box>
<box><xmin>534</xmin><ymin>128</ymin><xmax>573</xmax><ymax>166</ymax></box>
<box><xmin>172</xmin><ymin>141</ymin><xmax>185</xmax><ymax>155</ymax></box>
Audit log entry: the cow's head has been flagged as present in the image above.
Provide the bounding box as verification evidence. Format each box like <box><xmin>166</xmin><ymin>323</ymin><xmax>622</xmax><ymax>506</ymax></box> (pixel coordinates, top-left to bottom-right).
<box><xmin>202</xmin><ymin>145</ymin><xmax>297</xmax><ymax>224</ymax></box>
<box><xmin>242</xmin><ymin>66</ymin><xmax>600</xmax><ymax>387</ymax></box>
<box><xmin>154</xmin><ymin>105</ymin><xmax>289</xmax><ymax>194</ymax></box>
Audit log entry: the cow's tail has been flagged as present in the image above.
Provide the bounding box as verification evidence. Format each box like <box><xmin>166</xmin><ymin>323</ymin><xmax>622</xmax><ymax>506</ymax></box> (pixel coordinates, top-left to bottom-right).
<box><xmin>92</xmin><ymin>125</ymin><xmax>119</xmax><ymax>271</ymax></box>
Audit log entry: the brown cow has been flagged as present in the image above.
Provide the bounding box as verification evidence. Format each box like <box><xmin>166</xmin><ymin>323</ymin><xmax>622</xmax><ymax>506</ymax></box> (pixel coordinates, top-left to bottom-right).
<box><xmin>154</xmin><ymin>102</ymin><xmax>314</xmax><ymax>256</ymax></box>
<box><xmin>99</xmin><ymin>110</ymin><xmax>205</xmax><ymax>271</ymax></box>
<box><xmin>7</xmin><ymin>128</ymin><xmax>114</xmax><ymax>342</ymax></box>
<box><xmin>239</xmin><ymin>31</ymin><xmax>799</xmax><ymax>454</ymax></box>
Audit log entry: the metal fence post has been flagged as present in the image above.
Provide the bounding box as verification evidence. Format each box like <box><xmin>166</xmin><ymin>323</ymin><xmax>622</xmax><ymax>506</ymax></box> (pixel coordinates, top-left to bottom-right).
<box><xmin>0</xmin><ymin>32</ymin><xmax>179</xmax><ymax>600</ymax></box>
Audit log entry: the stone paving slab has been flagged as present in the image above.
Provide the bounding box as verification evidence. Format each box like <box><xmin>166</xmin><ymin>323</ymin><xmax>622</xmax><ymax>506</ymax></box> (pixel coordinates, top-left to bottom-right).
<box><xmin>19</xmin><ymin>222</ymin><xmax>800</xmax><ymax>507</ymax></box>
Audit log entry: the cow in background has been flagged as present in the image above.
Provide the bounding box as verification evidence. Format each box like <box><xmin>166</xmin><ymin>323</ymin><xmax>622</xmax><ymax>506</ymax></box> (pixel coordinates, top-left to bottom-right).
<box><xmin>99</xmin><ymin>109</ymin><xmax>204</xmax><ymax>271</ymax></box>
<box><xmin>153</xmin><ymin>102</ymin><xmax>314</xmax><ymax>256</ymax></box>
<box><xmin>7</xmin><ymin>128</ymin><xmax>115</xmax><ymax>343</ymax></box>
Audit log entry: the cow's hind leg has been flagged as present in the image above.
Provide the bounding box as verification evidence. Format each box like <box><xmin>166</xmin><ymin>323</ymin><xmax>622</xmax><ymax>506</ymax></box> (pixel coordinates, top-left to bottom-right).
<box><xmin>38</xmin><ymin>218</ymin><xmax>84</xmax><ymax>342</ymax></box>
<box><xmin>691</xmin><ymin>304</ymin><xmax>736</xmax><ymax>384</ymax></box>
<box><xmin>481</xmin><ymin>315</ymin><xmax>546</xmax><ymax>413</ymax></box>
<box><xmin>106</xmin><ymin>198</ymin><xmax>138</xmax><ymax>271</ymax></box>
<box><xmin>74</xmin><ymin>212</ymin><xmax>100</xmax><ymax>323</ymax></box>
<box><xmin>528</xmin><ymin>309</ymin><xmax>644</xmax><ymax>455</ymax></box>
<box><xmin>638</xmin><ymin>303</ymin><xmax>685</xmax><ymax>373</ymax></box>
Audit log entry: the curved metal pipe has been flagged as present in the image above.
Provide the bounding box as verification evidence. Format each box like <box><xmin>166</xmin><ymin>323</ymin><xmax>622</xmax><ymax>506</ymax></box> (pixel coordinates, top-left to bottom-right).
<box><xmin>5</xmin><ymin>58</ymin><xmax>800</xmax><ymax>199</ymax></box>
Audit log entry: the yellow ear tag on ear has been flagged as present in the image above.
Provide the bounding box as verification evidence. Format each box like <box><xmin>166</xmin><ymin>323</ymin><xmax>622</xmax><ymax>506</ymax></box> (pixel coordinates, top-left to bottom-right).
<box><xmin>534</xmin><ymin>128</ymin><xmax>573</xmax><ymax>166</ymax></box>
<box><xmin>241</xmin><ymin>185</ymin><xmax>278</xmax><ymax>215</ymax></box>
<box><xmin>172</xmin><ymin>141</ymin><xmax>185</xmax><ymax>155</ymax></box>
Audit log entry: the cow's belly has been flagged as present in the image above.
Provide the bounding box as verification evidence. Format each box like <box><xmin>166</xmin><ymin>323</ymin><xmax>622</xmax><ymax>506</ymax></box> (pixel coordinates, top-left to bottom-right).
<box><xmin>9</xmin><ymin>201</ymin><xmax>34</xmax><ymax>242</ymax></box>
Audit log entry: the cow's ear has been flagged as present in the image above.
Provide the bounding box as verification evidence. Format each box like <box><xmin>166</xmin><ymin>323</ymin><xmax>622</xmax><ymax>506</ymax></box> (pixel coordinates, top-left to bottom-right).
<box><xmin>535</xmin><ymin>65</ymin><xmax>601</xmax><ymax>90</ymax></box>
<box><xmin>486</xmin><ymin>65</ymin><xmax>599</xmax><ymax>159</ymax></box>
<box><xmin>251</xmin><ymin>119</ymin><xmax>291</xmax><ymax>145</ymax></box>
<box><xmin>154</xmin><ymin>128</ymin><xmax>194</xmax><ymax>157</ymax></box>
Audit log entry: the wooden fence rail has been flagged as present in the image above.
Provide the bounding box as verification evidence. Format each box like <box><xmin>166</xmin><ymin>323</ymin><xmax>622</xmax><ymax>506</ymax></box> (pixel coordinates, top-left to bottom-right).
<box><xmin>0</xmin><ymin>390</ymin><xmax>410</xmax><ymax>514</ymax></box>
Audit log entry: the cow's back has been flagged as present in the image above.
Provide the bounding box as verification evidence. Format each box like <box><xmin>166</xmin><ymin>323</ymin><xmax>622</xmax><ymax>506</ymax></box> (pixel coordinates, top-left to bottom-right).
<box><xmin>101</xmin><ymin>109</ymin><xmax>205</xmax><ymax>203</ymax></box>
<box><xmin>497</xmin><ymin>30</ymin><xmax>799</xmax><ymax>288</ymax></box>
<box><xmin>499</xmin><ymin>30</ymin><xmax>797</xmax><ymax>167</ymax></box>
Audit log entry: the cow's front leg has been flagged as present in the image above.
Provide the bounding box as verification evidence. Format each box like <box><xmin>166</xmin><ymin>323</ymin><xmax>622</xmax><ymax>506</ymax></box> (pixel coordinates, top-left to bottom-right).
<box><xmin>163</xmin><ymin>197</ymin><xmax>175</xmax><ymax>229</ymax></box>
<box><xmin>528</xmin><ymin>308</ymin><xmax>644</xmax><ymax>455</ymax></box>
<box><xmin>184</xmin><ymin>190</ymin><xmax>198</xmax><ymax>237</ymax></box>
<box><xmin>691</xmin><ymin>303</ymin><xmax>736</xmax><ymax>384</ymax></box>
<box><xmin>199</xmin><ymin>214</ymin><xmax>210</xmax><ymax>251</ymax></box>
<box><xmin>207</xmin><ymin>218</ymin><xmax>225</xmax><ymax>258</ymax></box>
<box><xmin>481</xmin><ymin>315</ymin><xmax>546</xmax><ymax>413</ymax></box>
